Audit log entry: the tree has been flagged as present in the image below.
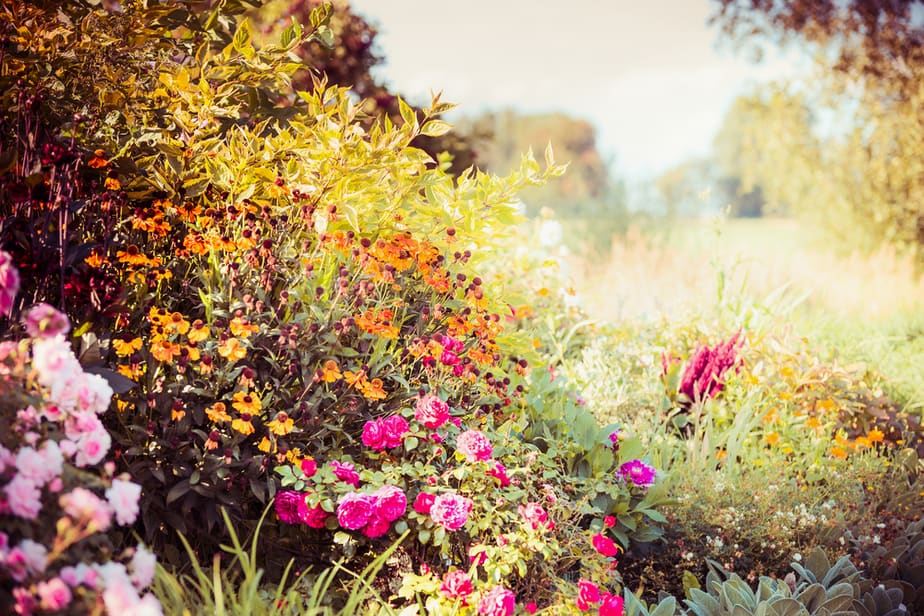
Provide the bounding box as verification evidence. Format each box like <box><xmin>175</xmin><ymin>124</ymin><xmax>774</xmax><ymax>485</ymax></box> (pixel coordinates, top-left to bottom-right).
<box><xmin>711</xmin><ymin>0</ymin><xmax>924</xmax><ymax>258</ymax></box>
<box><xmin>255</xmin><ymin>0</ymin><xmax>480</xmax><ymax>174</ymax></box>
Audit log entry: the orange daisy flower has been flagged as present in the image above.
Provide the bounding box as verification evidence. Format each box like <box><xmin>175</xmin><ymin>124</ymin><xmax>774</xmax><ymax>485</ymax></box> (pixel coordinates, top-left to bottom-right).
<box><xmin>206</xmin><ymin>402</ymin><xmax>231</xmax><ymax>423</ymax></box>
<box><xmin>188</xmin><ymin>319</ymin><xmax>209</xmax><ymax>343</ymax></box>
<box><xmin>112</xmin><ymin>337</ymin><xmax>142</xmax><ymax>357</ymax></box>
<box><xmin>219</xmin><ymin>338</ymin><xmax>247</xmax><ymax>361</ymax></box>
<box><xmin>267</xmin><ymin>412</ymin><xmax>294</xmax><ymax>436</ymax></box>
<box><xmin>232</xmin><ymin>413</ymin><xmax>255</xmax><ymax>436</ymax></box>
<box><xmin>150</xmin><ymin>339</ymin><xmax>181</xmax><ymax>363</ymax></box>
<box><xmin>229</xmin><ymin>317</ymin><xmax>259</xmax><ymax>339</ymax></box>
<box><xmin>232</xmin><ymin>391</ymin><xmax>262</xmax><ymax>414</ymax></box>
<box><xmin>320</xmin><ymin>360</ymin><xmax>342</xmax><ymax>383</ymax></box>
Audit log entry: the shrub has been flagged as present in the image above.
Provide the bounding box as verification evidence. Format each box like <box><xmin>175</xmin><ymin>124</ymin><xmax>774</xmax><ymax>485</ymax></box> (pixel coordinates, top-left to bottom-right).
<box><xmin>0</xmin><ymin>254</ymin><xmax>160</xmax><ymax>614</ymax></box>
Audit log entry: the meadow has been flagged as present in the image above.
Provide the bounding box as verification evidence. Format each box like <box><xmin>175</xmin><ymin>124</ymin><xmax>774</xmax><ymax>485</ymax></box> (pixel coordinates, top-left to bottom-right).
<box><xmin>1</xmin><ymin>2</ymin><xmax>922</xmax><ymax>615</ymax></box>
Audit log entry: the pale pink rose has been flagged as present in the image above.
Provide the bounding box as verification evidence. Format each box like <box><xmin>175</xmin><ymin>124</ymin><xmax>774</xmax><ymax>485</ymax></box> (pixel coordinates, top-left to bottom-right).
<box><xmin>37</xmin><ymin>577</ymin><xmax>72</xmax><ymax>611</ymax></box>
<box><xmin>53</xmin><ymin>371</ymin><xmax>112</xmax><ymax>416</ymax></box>
<box><xmin>130</xmin><ymin>544</ymin><xmax>157</xmax><ymax>589</ymax></box>
<box><xmin>31</xmin><ymin>335</ymin><xmax>81</xmax><ymax>390</ymax></box>
<box><xmin>0</xmin><ymin>250</ymin><xmax>19</xmax><ymax>317</ymax></box>
<box><xmin>440</xmin><ymin>569</ymin><xmax>473</xmax><ymax>601</ymax></box>
<box><xmin>415</xmin><ymin>395</ymin><xmax>450</xmax><ymax>429</ymax></box>
<box><xmin>39</xmin><ymin>403</ymin><xmax>64</xmax><ymax>422</ymax></box>
<box><xmin>373</xmin><ymin>485</ymin><xmax>407</xmax><ymax>522</ymax></box>
<box><xmin>518</xmin><ymin>502</ymin><xmax>549</xmax><ymax>530</ymax></box>
<box><xmin>64</xmin><ymin>410</ymin><xmax>103</xmax><ymax>440</ymax></box>
<box><xmin>0</xmin><ymin>444</ymin><xmax>13</xmax><ymax>474</ymax></box>
<box><xmin>102</xmin><ymin>572</ymin><xmax>144</xmax><ymax>614</ymax></box>
<box><xmin>74</xmin><ymin>428</ymin><xmax>111</xmax><ymax>467</ymax></box>
<box><xmin>23</xmin><ymin>303</ymin><xmax>70</xmax><ymax>339</ymax></box>
<box><xmin>16</xmin><ymin>441</ymin><xmax>63</xmax><ymax>486</ymax></box>
<box><xmin>5</xmin><ymin>474</ymin><xmax>42</xmax><ymax>520</ymax></box>
<box><xmin>19</xmin><ymin>539</ymin><xmax>47</xmax><ymax>575</ymax></box>
<box><xmin>429</xmin><ymin>493</ymin><xmax>473</xmax><ymax>531</ymax></box>
<box><xmin>336</xmin><ymin>492</ymin><xmax>375</xmax><ymax>530</ymax></box>
<box><xmin>59</xmin><ymin>438</ymin><xmax>77</xmax><ymax>458</ymax></box>
<box><xmin>477</xmin><ymin>585</ymin><xmax>516</xmax><ymax>616</ymax></box>
<box><xmin>60</xmin><ymin>487</ymin><xmax>112</xmax><ymax>532</ymax></box>
<box><xmin>60</xmin><ymin>563</ymin><xmax>97</xmax><ymax>588</ymax></box>
<box><xmin>106</xmin><ymin>479</ymin><xmax>142</xmax><ymax>526</ymax></box>
<box><xmin>456</xmin><ymin>430</ymin><xmax>492</xmax><ymax>462</ymax></box>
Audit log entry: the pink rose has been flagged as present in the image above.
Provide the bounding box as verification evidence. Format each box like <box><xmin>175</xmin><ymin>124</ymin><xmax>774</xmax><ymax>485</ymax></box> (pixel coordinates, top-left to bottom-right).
<box><xmin>440</xmin><ymin>349</ymin><xmax>460</xmax><ymax>366</ymax></box>
<box><xmin>413</xmin><ymin>492</ymin><xmax>435</xmax><ymax>515</ymax></box>
<box><xmin>0</xmin><ymin>250</ymin><xmax>19</xmax><ymax>317</ymax></box>
<box><xmin>37</xmin><ymin>577</ymin><xmax>72</xmax><ymax>611</ymax></box>
<box><xmin>59</xmin><ymin>487</ymin><xmax>112</xmax><ymax>532</ymax></box>
<box><xmin>106</xmin><ymin>479</ymin><xmax>141</xmax><ymax>526</ymax></box>
<box><xmin>382</xmin><ymin>415</ymin><xmax>408</xmax><ymax>448</ymax></box>
<box><xmin>440</xmin><ymin>569</ymin><xmax>473</xmax><ymax>601</ymax></box>
<box><xmin>361</xmin><ymin>419</ymin><xmax>387</xmax><ymax>451</ymax></box>
<box><xmin>517</xmin><ymin>502</ymin><xmax>548</xmax><ymax>530</ymax></box>
<box><xmin>337</xmin><ymin>491</ymin><xmax>375</xmax><ymax>530</ymax></box>
<box><xmin>275</xmin><ymin>490</ymin><xmax>303</xmax><ymax>524</ymax></box>
<box><xmin>300</xmin><ymin>458</ymin><xmax>317</xmax><ymax>478</ymax></box>
<box><xmin>362</xmin><ymin>514</ymin><xmax>390</xmax><ymax>538</ymax></box>
<box><xmin>415</xmin><ymin>395</ymin><xmax>450</xmax><ymax>429</ymax></box>
<box><xmin>576</xmin><ymin>578</ymin><xmax>600</xmax><ymax>611</ymax></box>
<box><xmin>298</xmin><ymin>500</ymin><xmax>329</xmax><ymax>528</ymax></box>
<box><xmin>600</xmin><ymin>592</ymin><xmax>625</xmax><ymax>616</ymax></box>
<box><xmin>477</xmin><ymin>585</ymin><xmax>516</xmax><ymax>616</ymax></box>
<box><xmin>23</xmin><ymin>303</ymin><xmax>71</xmax><ymax>339</ymax></box>
<box><xmin>373</xmin><ymin>485</ymin><xmax>407</xmax><ymax>522</ymax></box>
<box><xmin>16</xmin><ymin>441</ymin><xmax>63</xmax><ymax>487</ymax></box>
<box><xmin>486</xmin><ymin>461</ymin><xmax>511</xmax><ymax>487</ymax></box>
<box><xmin>330</xmin><ymin>461</ymin><xmax>360</xmax><ymax>487</ymax></box>
<box><xmin>592</xmin><ymin>533</ymin><xmax>620</xmax><ymax>558</ymax></box>
<box><xmin>74</xmin><ymin>428</ymin><xmax>111</xmax><ymax>467</ymax></box>
<box><xmin>5</xmin><ymin>474</ymin><xmax>42</xmax><ymax>520</ymax></box>
<box><xmin>456</xmin><ymin>430</ymin><xmax>492</xmax><ymax>462</ymax></box>
<box><xmin>129</xmin><ymin>544</ymin><xmax>157</xmax><ymax>589</ymax></box>
<box><xmin>430</xmin><ymin>492</ymin><xmax>473</xmax><ymax>531</ymax></box>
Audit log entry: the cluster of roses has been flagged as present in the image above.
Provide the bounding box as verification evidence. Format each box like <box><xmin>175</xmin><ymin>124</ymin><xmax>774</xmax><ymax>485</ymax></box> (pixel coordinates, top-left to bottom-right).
<box><xmin>575</xmin><ymin>578</ymin><xmax>625</xmax><ymax>614</ymax></box>
<box><xmin>0</xmin><ymin>252</ymin><xmax>162</xmax><ymax>615</ymax></box>
<box><xmin>434</xmin><ymin>569</ymin><xmax>516</xmax><ymax>616</ymax></box>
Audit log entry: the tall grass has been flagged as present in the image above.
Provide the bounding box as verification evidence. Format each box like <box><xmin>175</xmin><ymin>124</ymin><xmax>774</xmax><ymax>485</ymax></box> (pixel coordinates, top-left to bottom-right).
<box><xmin>153</xmin><ymin>506</ymin><xmax>405</xmax><ymax>615</ymax></box>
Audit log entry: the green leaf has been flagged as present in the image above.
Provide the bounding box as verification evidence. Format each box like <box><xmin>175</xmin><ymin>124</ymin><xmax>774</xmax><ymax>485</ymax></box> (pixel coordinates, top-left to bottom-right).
<box><xmin>420</xmin><ymin>120</ymin><xmax>452</xmax><ymax>137</ymax></box>
<box><xmin>166</xmin><ymin>479</ymin><xmax>191</xmax><ymax>505</ymax></box>
<box><xmin>232</xmin><ymin>18</ymin><xmax>252</xmax><ymax>53</ymax></box>
<box><xmin>404</xmin><ymin>436</ymin><xmax>419</xmax><ymax>451</ymax></box>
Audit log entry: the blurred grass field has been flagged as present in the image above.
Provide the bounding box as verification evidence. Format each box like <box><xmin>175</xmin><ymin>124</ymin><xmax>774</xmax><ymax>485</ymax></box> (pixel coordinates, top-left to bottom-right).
<box><xmin>571</xmin><ymin>216</ymin><xmax>924</xmax><ymax>409</ymax></box>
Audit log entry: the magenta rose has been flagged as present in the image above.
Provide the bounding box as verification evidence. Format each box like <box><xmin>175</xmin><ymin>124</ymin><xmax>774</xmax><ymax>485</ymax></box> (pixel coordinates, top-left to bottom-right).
<box><xmin>330</xmin><ymin>461</ymin><xmax>361</xmax><ymax>487</ymax></box>
<box><xmin>275</xmin><ymin>490</ymin><xmax>304</xmax><ymax>525</ymax></box>
<box><xmin>373</xmin><ymin>485</ymin><xmax>407</xmax><ymax>522</ymax></box>
<box><xmin>415</xmin><ymin>395</ymin><xmax>450</xmax><ymax>429</ymax></box>
<box><xmin>430</xmin><ymin>492</ymin><xmax>473</xmax><ymax>531</ymax></box>
<box><xmin>477</xmin><ymin>585</ymin><xmax>516</xmax><ymax>616</ymax></box>
<box><xmin>362</xmin><ymin>514</ymin><xmax>391</xmax><ymax>538</ymax></box>
<box><xmin>296</xmin><ymin>497</ymin><xmax>329</xmax><ymax>528</ymax></box>
<box><xmin>456</xmin><ymin>429</ymin><xmax>492</xmax><ymax>462</ymax></box>
<box><xmin>592</xmin><ymin>533</ymin><xmax>620</xmax><ymax>558</ymax></box>
<box><xmin>337</xmin><ymin>491</ymin><xmax>375</xmax><ymax>530</ymax></box>
<box><xmin>486</xmin><ymin>461</ymin><xmax>511</xmax><ymax>487</ymax></box>
<box><xmin>413</xmin><ymin>492</ymin><xmax>435</xmax><ymax>515</ymax></box>
<box><xmin>440</xmin><ymin>569</ymin><xmax>473</xmax><ymax>601</ymax></box>
<box><xmin>382</xmin><ymin>415</ymin><xmax>408</xmax><ymax>448</ymax></box>
<box><xmin>361</xmin><ymin>419</ymin><xmax>387</xmax><ymax>451</ymax></box>
<box><xmin>0</xmin><ymin>250</ymin><xmax>19</xmax><ymax>317</ymax></box>
<box><xmin>576</xmin><ymin>578</ymin><xmax>601</xmax><ymax>611</ymax></box>
<box><xmin>600</xmin><ymin>592</ymin><xmax>625</xmax><ymax>616</ymax></box>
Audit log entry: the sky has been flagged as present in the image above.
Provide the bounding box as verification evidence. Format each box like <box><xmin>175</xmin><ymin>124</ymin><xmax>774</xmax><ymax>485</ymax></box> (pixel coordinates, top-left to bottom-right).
<box><xmin>349</xmin><ymin>0</ymin><xmax>807</xmax><ymax>180</ymax></box>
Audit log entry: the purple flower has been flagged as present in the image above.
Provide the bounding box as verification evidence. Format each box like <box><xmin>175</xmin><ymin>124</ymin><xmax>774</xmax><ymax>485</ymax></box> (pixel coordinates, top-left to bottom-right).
<box><xmin>678</xmin><ymin>332</ymin><xmax>742</xmax><ymax>402</ymax></box>
<box><xmin>275</xmin><ymin>490</ymin><xmax>304</xmax><ymax>525</ymax></box>
<box><xmin>616</xmin><ymin>460</ymin><xmax>657</xmax><ymax>489</ymax></box>
<box><xmin>0</xmin><ymin>250</ymin><xmax>19</xmax><ymax>317</ymax></box>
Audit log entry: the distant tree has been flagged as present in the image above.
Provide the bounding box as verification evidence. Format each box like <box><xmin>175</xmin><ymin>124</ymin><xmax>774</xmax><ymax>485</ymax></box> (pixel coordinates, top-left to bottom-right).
<box><xmin>711</xmin><ymin>0</ymin><xmax>924</xmax><ymax>257</ymax></box>
<box><xmin>712</xmin><ymin>90</ymin><xmax>819</xmax><ymax>218</ymax></box>
<box><xmin>255</xmin><ymin>0</ymin><xmax>480</xmax><ymax>174</ymax></box>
